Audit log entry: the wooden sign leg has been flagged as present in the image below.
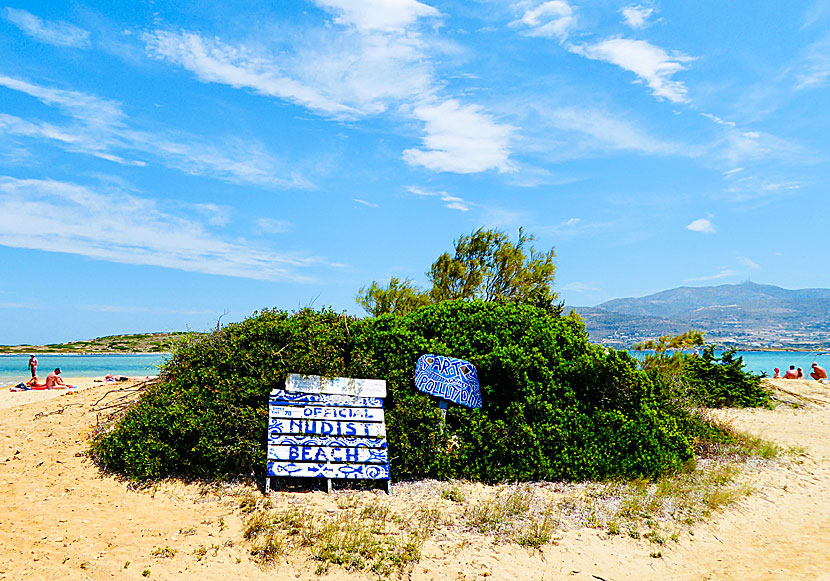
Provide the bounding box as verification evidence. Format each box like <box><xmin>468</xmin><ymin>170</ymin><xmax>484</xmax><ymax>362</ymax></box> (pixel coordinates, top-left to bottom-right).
<box><xmin>265</xmin><ymin>476</ymin><xmax>271</xmax><ymax>496</ymax></box>
<box><xmin>438</xmin><ymin>399</ymin><xmax>448</xmax><ymax>420</ymax></box>
<box><xmin>326</xmin><ymin>478</ymin><xmax>332</xmax><ymax>494</ymax></box>
<box><xmin>386</xmin><ymin>480</ymin><xmax>392</xmax><ymax>495</ymax></box>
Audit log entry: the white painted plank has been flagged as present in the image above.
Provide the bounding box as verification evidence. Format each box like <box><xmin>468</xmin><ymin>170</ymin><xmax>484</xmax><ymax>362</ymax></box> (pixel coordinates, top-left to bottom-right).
<box><xmin>267</xmin><ymin>461</ymin><xmax>390</xmax><ymax>480</ymax></box>
<box><xmin>268</xmin><ymin>435</ymin><xmax>386</xmax><ymax>448</ymax></box>
<box><xmin>286</xmin><ymin>374</ymin><xmax>387</xmax><ymax>398</ymax></box>
<box><xmin>267</xmin><ymin>445</ymin><xmax>388</xmax><ymax>464</ymax></box>
<box><xmin>269</xmin><ymin>405</ymin><xmax>384</xmax><ymax>422</ymax></box>
<box><xmin>269</xmin><ymin>390</ymin><xmax>383</xmax><ymax>407</ymax></box>
<box><xmin>268</xmin><ymin>418</ymin><xmax>386</xmax><ymax>438</ymax></box>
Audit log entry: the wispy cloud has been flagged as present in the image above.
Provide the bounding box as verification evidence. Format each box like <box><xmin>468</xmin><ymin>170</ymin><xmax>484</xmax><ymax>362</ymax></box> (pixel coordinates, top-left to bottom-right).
<box><xmin>402</xmin><ymin>100</ymin><xmax>514</xmax><ymax>173</ymax></box>
<box><xmin>255</xmin><ymin>217</ymin><xmax>293</xmax><ymax>234</ymax></box>
<box><xmin>354</xmin><ymin>198</ymin><xmax>380</xmax><ymax>208</ymax></box>
<box><xmin>312</xmin><ymin>0</ymin><xmax>441</xmax><ymax>32</ymax></box>
<box><xmin>738</xmin><ymin>256</ymin><xmax>761</xmax><ymax>270</ymax></box>
<box><xmin>0</xmin><ymin>301</ymin><xmax>39</xmax><ymax>309</ymax></box>
<box><xmin>512</xmin><ymin>1</ymin><xmax>576</xmax><ymax>41</ymax></box>
<box><xmin>721</xmin><ymin>174</ymin><xmax>801</xmax><ymax>202</ymax></box>
<box><xmin>0</xmin><ymin>75</ymin><xmax>306</xmax><ymax>188</ymax></box>
<box><xmin>685</xmin><ymin>268</ymin><xmax>737</xmax><ymax>282</ymax></box>
<box><xmin>568</xmin><ymin>38</ymin><xmax>694</xmax><ymax>104</ymax></box>
<box><xmin>4</xmin><ymin>7</ymin><xmax>90</xmax><ymax>48</ymax></box>
<box><xmin>544</xmin><ymin>106</ymin><xmax>686</xmax><ymax>155</ymax></box>
<box><xmin>0</xmin><ymin>177</ymin><xmax>321</xmax><ymax>281</ymax></box>
<box><xmin>407</xmin><ymin>185</ymin><xmax>472</xmax><ymax>212</ymax></box>
<box><xmin>620</xmin><ymin>5</ymin><xmax>654</xmax><ymax>29</ymax></box>
<box><xmin>794</xmin><ymin>34</ymin><xmax>830</xmax><ymax>89</ymax></box>
<box><xmin>686</xmin><ymin>216</ymin><xmax>716</xmax><ymax>233</ymax></box>
<box><xmin>561</xmin><ymin>281</ymin><xmax>601</xmax><ymax>293</ymax></box>
<box><xmin>716</xmin><ymin>128</ymin><xmax>811</xmax><ymax>165</ymax></box>
<box><xmin>143</xmin><ymin>5</ymin><xmax>512</xmax><ymax>175</ymax></box>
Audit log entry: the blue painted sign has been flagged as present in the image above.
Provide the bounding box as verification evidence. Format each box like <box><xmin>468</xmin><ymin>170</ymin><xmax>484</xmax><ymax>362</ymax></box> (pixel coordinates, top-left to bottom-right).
<box><xmin>267</xmin><ymin>387</ymin><xmax>391</xmax><ymax>488</ymax></box>
<box><xmin>414</xmin><ymin>354</ymin><xmax>482</xmax><ymax>409</ymax></box>
<box><xmin>270</xmin><ymin>392</ymin><xmax>383</xmax><ymax>408</ymax></box>
<box><xmin>267</xmin><ymin>461</ymin><xmax>390</xmax><ymax>480</ymax></box>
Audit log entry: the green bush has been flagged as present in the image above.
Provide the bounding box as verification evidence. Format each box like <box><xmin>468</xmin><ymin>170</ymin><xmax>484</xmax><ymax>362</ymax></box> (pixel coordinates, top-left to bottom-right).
<box><xmin>91</xmin><ymin>301</ymin><xmax>695</xmax><ymax>482</ymax></box>
<box><xmin>679</xmin><ymin>346</ymin><xmax>770</xmax><ymax>408</ymax></box>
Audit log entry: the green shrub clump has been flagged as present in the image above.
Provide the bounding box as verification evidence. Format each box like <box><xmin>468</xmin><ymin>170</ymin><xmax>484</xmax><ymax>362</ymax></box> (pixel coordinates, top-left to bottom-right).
<box><xmin>91</xmin><ymin>301</ymin><xmax>695</xmax><ymax>482</ymax></box>
<box><xmin>680</xmin><ymin>346</ymin><xmax>769</xmax><ymax>408</ymax></box>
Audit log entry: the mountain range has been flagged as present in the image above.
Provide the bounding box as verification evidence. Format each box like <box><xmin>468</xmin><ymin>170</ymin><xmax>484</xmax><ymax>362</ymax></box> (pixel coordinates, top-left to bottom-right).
<box><xmin>570</xmin><ymin>281</ymin><xmax>830</xmax><ymax>350</ymax></box>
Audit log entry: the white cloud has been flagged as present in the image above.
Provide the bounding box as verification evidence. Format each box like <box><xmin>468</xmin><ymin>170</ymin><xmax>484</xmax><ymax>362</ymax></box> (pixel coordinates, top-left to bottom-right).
<box><xmin>513</xmin><ymin>1</ymin><xmax>576</xmax><ymax>40</ymax></box>
<box><xmin>0</xmin><ymin>75</ymin><xmax>305</xmax><ymax>188</ymax></box>
<box><xmin>686</xmin><ymin>217</ymin><xmax>716</xmax><ymax>233</ymax></box>
<box><xmin>561</xmin><ymin>281</ymin><xmax>601</xmax><ymax>293</ymax></box>
<box><xmin>738</xmin><ymin>256</ymin><xmax>761</xmax><ymax>270</ymax></box>
<box><xmin>407</xmin><ymin>185</ymin><xmax>471</xmax><ymax>212</ymax></box>
<box><xmin>794</xmin><ymin>35</ymin><xmax>830</xmax><ymax>89</ymax></box>
<box><xmin>701</xmin><ymin>112</ymin><xmax>735</xmax><ymax>128</ymax></box>
<box><xmin>0</xmin><ymin>74</ymin><xmax>124</xmax><ymax>125</ymax></box>
<box><xmin>255</xmin><ymin>218</ymin><xmax>293</xmax><ymax>233</ymax></box>
<box><xmin>144</xmin><ymin>30</ymin><xmax>362</xmax><ymax>117</ymax></box>
<box><xmin>4</xmin><ymin>8</ymin><xmax>90</xmax><ymax>48</ymax></box>
<box><xmin>717</xmin><ymin>128</ymin><xmax>810</xmax><ymax>165</ymax></box>
<box><xmin>546</xmin><ymin>106</ymin><xmax>685</xmax><ymax>155</ymax></box>
<box><xmin>0</xmin><ymin>177</ymin><xmax>320</xmax><ymax>281</ymax></box>
<box><xmin>569</xmin><ymin>38</ymin><xmax>694</xmax><ymax>103</ymax></box>
<box><xmin>685</xmin><ymin>268</ymin><xmax>737</xmax><ymax>282</ymax></box>
<box><xmin>312</xmin><ymin>0</ymin><xmax>440</xmax><ymax>32</ymax></box>
<box><xmin>402</xmin><ymin>100</ymin><xmax>514</xmax><ymax>173</ymax></box>
<box><xmin>354</xmin><ymin>198</ymin><xmax>380</xmax><ymax>208</ymax></box>
<box><xmin>620</xmin><ymin>5</ymin><xmax>654</xmax><ymax>29</ymax></box>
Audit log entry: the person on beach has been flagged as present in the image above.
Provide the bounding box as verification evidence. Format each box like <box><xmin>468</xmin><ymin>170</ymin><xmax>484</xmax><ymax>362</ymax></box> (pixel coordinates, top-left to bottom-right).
<box><xmin>28</xmin><ymin>355</ymin><xmax>37</xmax><ymax>378</ymax></box>
<box><xmin>45</xmin><ymin>368</ymin><xmax>73</xmax><ymax>389</ymax></box>
<box><xmin>784</xmin><ymin>365</ymin><xmax>799</xmax><ymax>379</ymax></box>
<box><xmin>811</xmin><ymin>363</ymin><xmax>828</xmax><ymax>381</ymax></box>
<box><xmin>797</xmin><ymin>367</ymin><xmax>805</xmax><ymax>379</ymax></box>
<box><xmin>773</xmin><ymin>368</ymin><xmax>781</xmax><ymax>378</ymax></box>
<box><xmin>26</xmin><ymin>376</ymin><xmax>46</xmax><ymax>389</ymax></box>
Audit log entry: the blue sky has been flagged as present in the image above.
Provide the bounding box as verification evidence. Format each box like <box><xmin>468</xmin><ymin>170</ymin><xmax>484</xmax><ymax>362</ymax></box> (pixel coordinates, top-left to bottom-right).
<box><xmin>1</xmin><ymin>1</ymin><xmax>829</xmax><ymax>344</ymax></box>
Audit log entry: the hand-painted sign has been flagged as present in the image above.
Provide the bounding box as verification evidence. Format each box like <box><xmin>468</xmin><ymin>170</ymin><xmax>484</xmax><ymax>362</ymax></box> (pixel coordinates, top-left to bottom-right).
<box><xmin>266</xmin><ymin>382</ymin><xmax>391</xmax><ymax>494</ymax></box>
<box><xmin>286</xmin><ymin>374</ymin><xmax>386</xmax><ymax>398</ymax></box>
<box><xmin>414</xmin><ymin>354</ymin><xmax>482</xmax><ymax>409</ymax></box>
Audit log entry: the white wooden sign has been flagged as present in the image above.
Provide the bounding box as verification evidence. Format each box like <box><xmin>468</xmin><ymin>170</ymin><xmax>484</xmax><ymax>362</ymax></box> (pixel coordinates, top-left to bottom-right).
<box><xmin>286</xmin><ymin>373</ymin><xmax>387</xmax><ymax>398</ymax></box>
<box><xmin>266</xmin><ymin>380</ymin><xmax>391</xmax><ymax>494</ymax></box>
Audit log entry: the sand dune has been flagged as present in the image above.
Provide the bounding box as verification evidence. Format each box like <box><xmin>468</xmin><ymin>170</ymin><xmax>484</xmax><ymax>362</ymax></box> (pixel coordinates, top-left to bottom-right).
<box><xmin>0</xmin><ymin>378</ymin><xmax>829</xmax><ymax>580</ymax></box>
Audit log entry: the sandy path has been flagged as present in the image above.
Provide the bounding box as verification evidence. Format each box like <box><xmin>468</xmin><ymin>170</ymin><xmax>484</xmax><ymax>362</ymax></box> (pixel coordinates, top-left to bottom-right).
<box><xmin>0</xmin><ymin>378</ymin><xmax>829</xmax><ymax>580</ymax></box>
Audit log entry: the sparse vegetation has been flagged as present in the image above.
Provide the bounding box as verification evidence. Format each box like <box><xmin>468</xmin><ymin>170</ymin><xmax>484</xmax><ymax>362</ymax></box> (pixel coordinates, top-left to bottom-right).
<box><xmin>243</xmin><ymin>502</ymin><xmax>424</xmax><ymax>576</ymax></box>
<box><xmin>150</xmin><ymin>546</ymin><xmax>177</xmax><ymax>558</ymax></box>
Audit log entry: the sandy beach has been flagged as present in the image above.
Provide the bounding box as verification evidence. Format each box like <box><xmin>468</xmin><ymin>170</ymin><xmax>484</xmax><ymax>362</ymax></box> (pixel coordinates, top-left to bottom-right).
<box><xmin>1</xmin><ymin>377</ymin><xmax>830</xmax><ymax>580</ymax></box>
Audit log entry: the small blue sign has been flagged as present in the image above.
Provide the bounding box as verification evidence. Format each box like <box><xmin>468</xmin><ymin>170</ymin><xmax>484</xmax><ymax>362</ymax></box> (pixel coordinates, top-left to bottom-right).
<box><xmin>414</xmin><ymin>354</ymin><xmax>482</xmax><ymax>409</ymax></box>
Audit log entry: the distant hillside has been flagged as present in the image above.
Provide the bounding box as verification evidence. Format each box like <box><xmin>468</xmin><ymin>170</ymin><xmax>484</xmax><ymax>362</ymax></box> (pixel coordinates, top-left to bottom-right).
<box><xmin>570</xmin><ymin>281</ymin><xmax>830</xmax><ymax>350</ymax></box>
<box><xmin>0</xmin><ymin>332</ymin><xmax>199</xmax><ymax>354</ymax></box>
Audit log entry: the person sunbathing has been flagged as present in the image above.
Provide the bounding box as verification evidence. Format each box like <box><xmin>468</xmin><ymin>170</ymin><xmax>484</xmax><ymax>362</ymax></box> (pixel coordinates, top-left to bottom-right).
<box><xmin>26</xmin><ymin>376</ymin><xmax>47</xmax><ymax>389</ymax></box>
<box><xmin>45</xmin><ymin>368</ymin><xmax>74</xmax><ymax>389</ymax></box>
<box><xmin>783</xmin><ymin>365</ymin><xmax>799</xmax><ymax>379</ymax></box>
<box><xmin>811</xmin><ymin>363</ymin><xmax>828</xmax><ymax>381</ymax></box>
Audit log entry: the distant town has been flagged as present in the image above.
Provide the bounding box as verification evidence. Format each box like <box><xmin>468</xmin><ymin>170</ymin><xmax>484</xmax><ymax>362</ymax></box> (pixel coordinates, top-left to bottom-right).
<box><xmin>572</xmin><ymin>281</ymin><xmax>830</xmax><ymax>351</ymax></box>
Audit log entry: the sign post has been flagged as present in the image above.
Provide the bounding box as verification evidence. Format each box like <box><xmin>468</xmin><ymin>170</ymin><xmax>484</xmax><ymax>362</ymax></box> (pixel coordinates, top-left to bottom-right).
<box><xmin>414</xmin><ymin>355</ymin><xmax>483</xmax><ymax>420</ymax></box>
<box><xmin>266</xmin><ymin>373</ymin><xmax>391</xmax><ymax>495</ymax></box>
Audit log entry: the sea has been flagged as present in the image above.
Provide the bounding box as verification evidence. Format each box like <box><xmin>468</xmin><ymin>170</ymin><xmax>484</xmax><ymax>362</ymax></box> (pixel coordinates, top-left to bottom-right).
<box><xmin>0</xmin><ymin>353</ymin><xmax>168</xmax><ymax>387</ymax></box>
<box><xmin>1</xmin><ymin>350</ymin><xmax>827</xmax><ymax>389</ymax></box>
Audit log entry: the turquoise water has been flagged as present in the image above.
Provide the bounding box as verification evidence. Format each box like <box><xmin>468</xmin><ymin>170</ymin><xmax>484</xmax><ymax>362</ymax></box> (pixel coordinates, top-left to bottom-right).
<box><xmin>629</xmin><ymin>350</ymin><xmax>830</xmax><ymax>377</ymax></box>
<box><xmin>2</xmin><ymin>350</ymin><xmax>826</xmax><ymax>388</ymax></box>
<box><xmin>728</xmin><ymin>351</ymin><xmax>829</xmax><ymax>377</ymax></box>
<box><xmin>0</xmin><ymin>353</ymin><xmax>168</xmax><ymax>386</ymax></box>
